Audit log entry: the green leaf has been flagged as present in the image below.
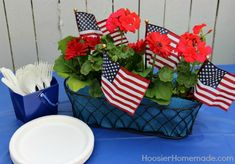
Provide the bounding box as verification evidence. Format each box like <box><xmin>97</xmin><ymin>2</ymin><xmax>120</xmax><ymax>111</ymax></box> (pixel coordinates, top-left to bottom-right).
<box><xmin>155</xmin><ymin>80</ymin><xmax>173</xmax><ymax>101</ymax></box>
<box><xmin>92</xmin><ymin>60</ymin><xmax>103</xmax><ymax>71</ymax></box>
<box><xmin>145</xmin><ymin>86</ymin><xmax>156</xmax><ymax>98</ymax></box>
<box><xmin>87</xmin><ymin>55</ymin><xmax>103</xmax><ymax>71</ymax></box>
<box><xmin>67</xmin><ymin>75</ymin><xmax>89</xmax><ymax>92</ymax></box>
<box><xmin>103</xmin><ymin>43</ymin><xmax>135</xmax><ymax>62</ymax></box>
<box><xmin>77</xmin><ymin>56</ymin><xmax>88</xmax><ymax>67</ymax></box>
<box><xmin>80</xmin><ymin>60</ymin><xmax>92</xmax><ymax>75</ymax></box>
<box><xmin>119</xmin><ymin>46</ymin><xmax>135</xmax><ymax>59</ymax></box>
<box><xmin>185</xmin><ymin>73</ymin><xmax>197</xmax><ymax>88</ymax></box>
<box><xmin>53</xmin><ymin>55</ymin><xmax>75</xmax><ymax>78</ymax></box>
<box><xmin>179</xmin><ymin>85</ymin><xmax>187</xmax><ymax>94</ymax></box>
<box><xmin>176</xmin><ymin>72</ymin><xmax>187</xmax><ymax>86</ymax></box>
<box><xmin>133</xmin><ymin>67</ymin><xmax>152</xmax><ymax>78</ymax></box>
<box><xmin>111</xmin><ymin>55</ymin><xmax>119</xmax><ymax>62</ymax></box>
<box><xmin>58</xmin><ymin>36</ymin><xmax>75</xmax><ymax>54</ymax></box>
<box><xmin>177</xmin><ymin>72</ymin><xmax>197</xmax><ymax>88</ymax></box>
<box><xmin>177</xmin><ymin>60</ymin><xmax>190</xmax><ymax>74</ymax></box>
<box><xmin>123</xmin><ymin>53</ymin><xmax>143</xmax><ymax>71</ymax></box>
<box><xmin>145</xmin><ymin>79</ymin><xmax>172</xmax><ymax>105</ymax></box>
<box><xmin>158</xmin><ymin>66</ymin><xmax>174</xmax><ymax>82</ymax></box>
<box><xmin>88</xmin><ymin>55</ymin><xmax>100</xmax><ymax>62</ymax></box>
<box><xmin>57</xmin><ymin>72</ymin><xmax>70</xmax><ymax>78</ymax></box>
<box><xmin>89</xmin><ymin>79</ymin><xmax>102</xmax><ymax>97</ymax></box>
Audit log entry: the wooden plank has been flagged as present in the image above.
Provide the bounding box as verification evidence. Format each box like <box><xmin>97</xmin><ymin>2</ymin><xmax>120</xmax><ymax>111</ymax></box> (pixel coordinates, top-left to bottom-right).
<box><xmin>87</xmin><ymin>0</ymin><xmax>112</xmax><ymax>21</ymax></box>
<box><xmin>0</xmin><ymin>0</ymin><xmax>13</xmax><ymax>69</ymax></box>
<box><xmin>4</xmin><ymin>0</ymin><xmax>37</xmax><ymax>69</ymax></box>
<box><xmin>60</xmin><ymin>0</ymin><xmax>86</xmax><ymax>38</ymax></box>
<box><xmin>32</xmin><ymin>0</ymin><xmax>60</xmax><ymax>64</ymax></box>
<box><xmin>213</xmin><ymin>0</ymin><xmax>235</xmax><ymax>64</ymax></box>
<box><xmin>114</xmin><ymin>0</ymin><xmax>139</xmax><ymax>42</ymax></box>
<box><xmin>139</xmin><ymin>0</ymin><xmax>165</xmax><ymax>39</ymax></box>
<box><xmin>164</xmin><ymin>0</ymin><xmax>191</xmax><ymax>35</ymax></box>
<box><xmin>189</xmin><ymin>0</ymin><xmax>218</xmax><ymax>46</ymax></box>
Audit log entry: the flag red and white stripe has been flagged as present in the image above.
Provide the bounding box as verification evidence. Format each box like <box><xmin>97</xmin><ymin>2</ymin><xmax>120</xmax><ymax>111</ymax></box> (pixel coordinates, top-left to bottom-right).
<box><xmin>145</xmin><ymin>23</ymin><xmax>180</xmax><ymax>69</ymax></box>
<box><xmin>194</xmin><ymin>61</ymin><xmax>235</xmax><ymax>110</ymax></box>
<box><xmin>79</xmin><ymin>30</ymin><xmax>103</xmax><ymax>38</ymax></box>
<box><xmin>101</xmin><ymin>54</ymin><xmax>150</xmax><ymax>115</ymax></box>
<box><xmin>97</xmin><ymin>19</ymin><xmax>128</xmax><ymax>46</ymax></box>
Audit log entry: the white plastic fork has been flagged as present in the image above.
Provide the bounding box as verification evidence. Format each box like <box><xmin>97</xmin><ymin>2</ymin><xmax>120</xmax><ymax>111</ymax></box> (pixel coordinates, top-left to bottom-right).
<box><xmin>35</xmin><ymin>61</ymin><xmax>53</xmax><ymax>88</ymax></box>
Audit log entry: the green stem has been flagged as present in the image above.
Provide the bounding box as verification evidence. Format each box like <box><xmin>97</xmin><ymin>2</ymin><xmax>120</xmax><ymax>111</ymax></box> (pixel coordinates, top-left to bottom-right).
<box><xmin>64</xmin><ymin>61</ymin><xmax>77</xmax><ymax>73</ymax></box>
<box><xmin>141</xmin><ymin>56</ymin><xmax>145</xmax><ymax>71</ymax></box>
<box><xmin>77</xmin><ymin>57</ymin><xmax>81</xmax><ymax>67</ymax></box>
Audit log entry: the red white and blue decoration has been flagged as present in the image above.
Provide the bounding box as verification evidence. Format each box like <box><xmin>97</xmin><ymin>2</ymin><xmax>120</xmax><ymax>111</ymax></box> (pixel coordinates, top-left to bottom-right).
<box><xmin>101</xmin><ymin>53</ymin><xmax>150</xmax><ymax>115</ymax></box>
<box><xmin>194</xmin><ymin>60</ymin><xmax>235</xmax><ymax>110</ymax></box>
<box><xmin>145</xmin><ymin>23</ymin><xmax>180</xmax><ymax>69</ymax></box>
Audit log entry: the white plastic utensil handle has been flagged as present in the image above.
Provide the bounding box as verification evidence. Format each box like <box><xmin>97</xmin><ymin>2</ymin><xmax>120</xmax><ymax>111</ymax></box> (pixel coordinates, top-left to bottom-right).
<box><xmin>1</xmin><ymin>67</ymin><xmax>18</xmax><ymax>86</ymax></box>
<box><xmin>1</xmin><ymin>78</ymin><xmax>25</xmax><ymax>95</ymax></box>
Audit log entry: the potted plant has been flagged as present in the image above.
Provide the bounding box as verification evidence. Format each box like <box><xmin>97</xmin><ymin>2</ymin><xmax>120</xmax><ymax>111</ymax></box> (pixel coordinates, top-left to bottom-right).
<box><xmin>54</xmin><ymin>9</ymin><xmax>215</xmax><ymax>139</ymax></box>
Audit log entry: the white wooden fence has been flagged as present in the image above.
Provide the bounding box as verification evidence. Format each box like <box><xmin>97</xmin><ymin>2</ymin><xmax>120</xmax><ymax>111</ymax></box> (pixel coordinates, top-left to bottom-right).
<box><xmin>1</xmin><ymin>0</ymin><xmax>235</xmax><ymax>70</ymax></box>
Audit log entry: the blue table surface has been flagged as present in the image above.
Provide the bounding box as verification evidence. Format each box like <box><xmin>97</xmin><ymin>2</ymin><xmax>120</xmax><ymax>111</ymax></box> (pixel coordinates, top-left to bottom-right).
<box><xmin>0</xmin><ymin>65</ymin><xmax>235</xmax><ymax>164</ymax></box>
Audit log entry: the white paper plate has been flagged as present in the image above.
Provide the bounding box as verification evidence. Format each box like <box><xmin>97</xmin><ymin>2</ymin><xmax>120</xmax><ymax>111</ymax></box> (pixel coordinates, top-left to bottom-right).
<box><xmin>9</xmin><ymin>115</ymin><xmax>94</xmax><ymax>164</ymax></box>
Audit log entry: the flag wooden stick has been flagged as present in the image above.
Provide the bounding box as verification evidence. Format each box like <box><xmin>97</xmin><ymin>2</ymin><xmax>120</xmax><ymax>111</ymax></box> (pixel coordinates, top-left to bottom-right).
<box><xmin>73</xmin><ymin>8</ymin><xmax>78</xmax><ymax>13</ymax></box>
<box><xmin>144</xmin><ymin>20</ymin><xmax>149</xmax><ymax>69</ymax></box>
<box><xmin>145</xmin><ymin>19</ymin><xmax>149</xmax><ymax>25</ymax></box>
<box><xmin>102</xmin><ymin>44</ymin><xmax>107</xmax><ymax>49</ymax></box>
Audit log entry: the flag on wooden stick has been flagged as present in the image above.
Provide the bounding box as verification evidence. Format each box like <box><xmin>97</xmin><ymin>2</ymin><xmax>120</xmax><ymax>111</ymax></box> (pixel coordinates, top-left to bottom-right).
<box><xmin>145</xmin><ymin>23</ymin><xmax>180</xmax><ymax>69</ymax></box>
<box><xmin>194</xmin><ymin>61</ymin><xmax>235</xmax><ymax>110</ymax></box>
<box><xmin>74</xmin><ymin>11</ymin><xmax>102</xmax><ymax>37</ymax></box>
<box><xmin>101</xmin><ymin>53</ymin><xmax>150</xmax><ymax>115</ymax></box>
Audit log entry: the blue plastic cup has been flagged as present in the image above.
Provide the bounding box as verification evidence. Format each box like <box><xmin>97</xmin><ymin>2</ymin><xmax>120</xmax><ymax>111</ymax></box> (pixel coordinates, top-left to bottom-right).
<box><xmin>9</xmin><ymin>77</ymin><xmax>59</xmax><ymax>122</ymax></box>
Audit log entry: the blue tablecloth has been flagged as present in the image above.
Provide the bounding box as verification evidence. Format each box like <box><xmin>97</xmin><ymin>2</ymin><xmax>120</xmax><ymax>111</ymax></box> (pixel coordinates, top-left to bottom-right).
<box><xmin>0</xmin><ymin>65</ymin><xmax>235</xmax><ymax>164</ymax></box>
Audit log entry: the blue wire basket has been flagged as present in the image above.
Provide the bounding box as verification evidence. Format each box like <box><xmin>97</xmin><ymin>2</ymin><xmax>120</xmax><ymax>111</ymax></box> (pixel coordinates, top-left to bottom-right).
<box><xmin>65</xmin><ymin>80</ymin><xmax>202</xmax><ymax>139</ymax></box>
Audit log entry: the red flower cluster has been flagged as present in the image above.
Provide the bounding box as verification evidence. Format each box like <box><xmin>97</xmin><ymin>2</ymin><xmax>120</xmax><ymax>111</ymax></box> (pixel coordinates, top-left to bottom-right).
<box><xmin>65</xmin><ymin>36</ymin><xmax>100</xmax><ymax>60</ymax></box>
<box><xmin>146</xmin><ymin>32</ymin><xmax>173</xmax><ymax>58</ymax></box>
<box><xmin>176</xmin><ymin>24</ymin><xmax>212</xmax><ymax>63</ymax></box>
<box><xmin>106</xmin><ymin>8</ymin><xmax>140</xmax><ymax>33</ymax></box>
<box><xmin>128</xmin><ymin>39</ymin><xmax>146</xmax><ymax>54</ymax></box>
<box><xmin>83</xmin><ymin>37</ymin><xmax>101</xmax><ymax>50</ymax></box>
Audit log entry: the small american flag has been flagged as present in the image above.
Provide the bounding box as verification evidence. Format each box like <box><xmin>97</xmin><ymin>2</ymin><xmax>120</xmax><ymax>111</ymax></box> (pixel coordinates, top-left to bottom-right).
<box><xmin>101</xmin><ymin>53</ymin><xmax>150</xmax><ymax>115</ymax></box>
<box><xmin>194</xmin><ymin>61</ymin><xmax>235</xmax><ymax>110</ymax></box>
<box><xmin>97</xmin><ymin>19</ymin><xmax>128</xmax><ymax>46</ymax></box>
<box><xmin>74</xmin><ymin>11</ymin><xmax>102</xmax><ymax>37</ymax></box>
<box><xmin>145</xmin><ymin>23</ymin><xmax>180</xmax><ymax>69</ymax></box>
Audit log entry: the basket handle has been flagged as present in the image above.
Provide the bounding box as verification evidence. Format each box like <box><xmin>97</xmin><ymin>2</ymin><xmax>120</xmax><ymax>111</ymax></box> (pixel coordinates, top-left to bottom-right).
<box><xmin>39</xmin><ymin>92</ymin><xmax>58</xmax><ymax>107</ymax></box>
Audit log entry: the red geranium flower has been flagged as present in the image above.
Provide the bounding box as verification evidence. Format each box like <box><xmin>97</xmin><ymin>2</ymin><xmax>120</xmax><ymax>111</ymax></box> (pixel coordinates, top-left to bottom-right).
<box><xmin>65</xmin><ymin>38</ymin><xmax>88</xmax><ymax>60</ymax></box>
<box><xmin>83</xmin><ymin>36</ymin><xmax>101</xmax><ymax>50</ymax></box>
<box><xmin>106</xmin><ymin>17</ymin><xmax>119</xmax><ymax>33</ymax></box>
<box><xmin>106</xmin><ymin>8</ymin><xmax>141</xmax><ymax>33</ymax></box>
<box><xmin>128</xmin><ymin>39</ymin><xmax>146</xmax><ymax>54</ymax></box>
<box><xmin>119</xmin><ymin>13</ymin><xmax>140</xmax><ymax>33</ymax></box>
<box><xmin>193</xmin><ymin>23</ymin><xmax>206</xmax><ymax>34</ymax></box>
<box><xmin>146</xmin><ymin>32</ymin><xmax>173</xmax><ymax>58</ymax></box>
<box><xmin>176</xmin><ymin>32</ymin><xmax>212</xmax><ymax>63</ymax></box>
<box><xmin>196</xmin><ymin>41</ymin><xmax>212</xmax><ymax>62</ymax></box>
